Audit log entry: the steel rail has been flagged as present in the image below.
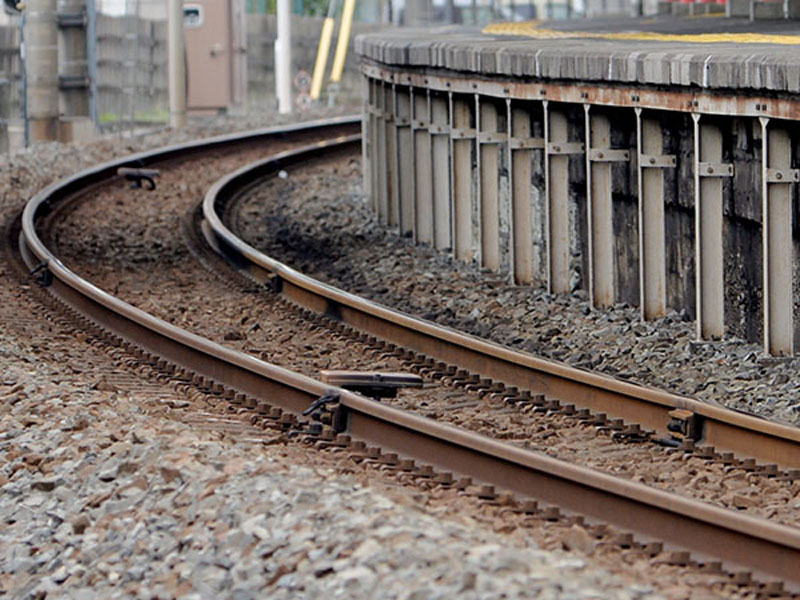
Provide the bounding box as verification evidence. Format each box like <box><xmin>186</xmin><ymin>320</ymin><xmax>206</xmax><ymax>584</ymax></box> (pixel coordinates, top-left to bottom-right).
<box><xmin>201</xmin><ymin>137</ymin><xmax>800</xmax><ymax>589</ymax></box>
<box><xmin>203</xmin><ymin>138</ymin><xmax>800</xmax><ymax>470</ymax></box>
<box><xmin>16</xmin><ymin>119</ymin><xmax>800</xmax><ymax>590</ymax></box>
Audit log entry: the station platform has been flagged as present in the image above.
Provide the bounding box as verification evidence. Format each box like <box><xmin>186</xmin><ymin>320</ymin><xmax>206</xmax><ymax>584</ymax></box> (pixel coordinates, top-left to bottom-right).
<box><xmin>356</xmin><ymin>16</ymin><xmax>800</xmax><ymax>94</ymax></box>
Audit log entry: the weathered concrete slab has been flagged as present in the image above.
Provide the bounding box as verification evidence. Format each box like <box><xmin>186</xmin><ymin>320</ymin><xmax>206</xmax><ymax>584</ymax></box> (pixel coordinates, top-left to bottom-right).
<box><xmin>356</xmin><ymin>19</ymin><xmax>800</xmax><ymax>94</ymax></box>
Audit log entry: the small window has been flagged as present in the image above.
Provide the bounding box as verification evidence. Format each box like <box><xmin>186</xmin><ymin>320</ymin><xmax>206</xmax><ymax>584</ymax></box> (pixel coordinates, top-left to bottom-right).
<box><xmin>183</xmin><ymin>5</ymin><xmax>204</xmax><ymax>28</ymax></box>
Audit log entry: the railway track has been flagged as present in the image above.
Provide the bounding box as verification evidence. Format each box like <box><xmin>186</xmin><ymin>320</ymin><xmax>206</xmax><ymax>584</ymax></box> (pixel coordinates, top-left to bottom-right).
<box><xmin>15</xmin><ymin>116</ymin><xmax>800</xmax><ymax>593</ymax></box>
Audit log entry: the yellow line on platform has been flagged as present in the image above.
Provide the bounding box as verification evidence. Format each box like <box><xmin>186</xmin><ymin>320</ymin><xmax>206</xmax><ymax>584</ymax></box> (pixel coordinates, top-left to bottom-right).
<box><xmin>484</xmin><ymin>20</ymin><xmax>800</xmax><ymax>45</ymax></box>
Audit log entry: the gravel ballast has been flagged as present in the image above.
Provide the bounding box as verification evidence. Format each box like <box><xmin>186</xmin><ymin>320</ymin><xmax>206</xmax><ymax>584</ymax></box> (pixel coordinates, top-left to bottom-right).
<box><xmin>238</xmin><ymin>151</ymin><xmax>800</xmax><ymax>427</ymax></box>
<box><xmin>0</xmin><ymin>114</ymin><xmax>691</xmax><ymax>599</ymax></box>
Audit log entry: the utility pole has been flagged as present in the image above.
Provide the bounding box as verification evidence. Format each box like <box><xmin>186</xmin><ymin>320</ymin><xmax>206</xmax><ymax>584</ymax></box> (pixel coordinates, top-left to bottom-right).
<box><xmin>276</xmin><ymin>0</ymin><xmax>292</xmax><ymax>113</ymax></box>
<box><xmin>25</xmin><ymin>0</ymin><xmax>59</xmax><ymax>141</ymax></box>
<box><xmin>168</xmin><ymin>0</ymin><xmax>186</xmax><ymax>128</ymax></box>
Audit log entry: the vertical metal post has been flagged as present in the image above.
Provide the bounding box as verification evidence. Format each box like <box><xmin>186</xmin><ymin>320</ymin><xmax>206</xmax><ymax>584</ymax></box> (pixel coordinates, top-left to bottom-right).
<box><xmin>431</xmin><ymin>92</ymin><xmax>451</xmax><ymax>250</ymax></box>
<box><xmin>694</xmin><ymin>116</ymin><xmax>726</xmax><ymax>340</ymax></box>
<box><xmin>413</xmin><ymin>87</ymin><xmax>433</xmax><ymax>244</ymax></box>
<box><xmin>370</xmin><ymin>79</ymin><xmax>380</xmax><ymax>213</ymax></box>
<box><xmin>361</xmin><ymin>75</ymin><xmax>371</xmax><ymax>212</ymax></box>
<box><xmin>276</xmin><ymin>0</ymin><xmax>292</xmax><ymax>113</ymax></box>
<box><xmin>637</xmin><ymin>110</ymin><xmax>667</xmax><ymax>320</ymax></box>
<box><xmin>396</xmin><ymin>86</ymin><xmax>413</xmax><ymax>236</ymax></box>
<box><xmin>586</xmin><ymin>107</ymin><xmax>616</xmax><ymax>308</ymax></box>
<box><xmin>479</xmin><ymin>97</ymin><xmax>500</xmax><ymax>271</ymax></box>
<box><xmin>387</xmin><ymin>84</ymin><xmax>399</xmax><ymax>228</ymax></box>
<box><xmin>168</xmin><ymin>0</ymin><xmax>186</xmax><ymax>129</ymax></box>
<box><xmin>451</xmin><ymin>94</ymin><xmax>473</xmax><ymax>262</ymax></box>
<box><xmin>86</xmin><ymin>0</ymin><xmax>98</xmax><ymax>127</ymax></box>
<box><xmin>329</xmin><ymin>0</ymin><xmax>355</xmax><ymax>84</ymax></box>
<box><xmin>510</xmin><ymin>103</ymin><xmax>533</xmax><ymax>285</ymax></box>
<box><xmin>376</xmin><ymin>81</ymin><xmax>389</xmax><ymax>224</ymax></box>
<box><xmin>761</xmin><ymin>119</ymin><xmax>794</xmax><ymax>356</ymax></box>
<box><xmin>546</xmin><ymin>104</ymin><xmax>570</xmax><ymax>293</ymax></box>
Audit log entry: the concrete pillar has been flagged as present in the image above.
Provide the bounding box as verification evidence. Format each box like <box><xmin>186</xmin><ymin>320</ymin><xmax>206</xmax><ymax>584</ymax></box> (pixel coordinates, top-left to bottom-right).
<box><xmin>376</xmin><ymin>82</ymin><xmax>389</xmax><ymax>225</ymax></box>
<box><xmin>761</xmin><ymin>119</ymin><xmax>795</xmax><ymax>356</ymax></box>
<box><xmin>451</xmin><ymin>94</ymin><xmax>473</xmax><ymax>262</ymax></box>
<box><xmin>636</xmin><ymin>111</ymin><xmax>669</xmax><ymax>320</ymax></box>
<box><xmin>509</xmin><ymin>103</ymin><xmax>535</xmax><ymax>285</ymax></box>
<box><xmin>478</xmin><ymin>96</ymin><xmax>500</xmax><ymax>271</ymax></box>
<box><xmin>386</xmin><ymin>85</ymin><xmax>398</xmax><ymax>228</ymax></box>
<box><xmin>412</xmin><ymin>88</ymin><xmax>433</xmax><ymax>245</ymax></box>
<box><xmin>431</xmin><ymin>93</ymin><xmax>451</xmax><ymax>250</ymax></box>
<box><xmin>694</xmin><ymin>117</ymin><xmax>728</xmax><ymax>341</ymax></box>
<box><xmin>168</xmin><ymin>0</ymin><xmax>186</xmax><ymax>129</ymax></box>
<box><xmin>585</xmin><ymin>107</ymin><xmax>618</xmax><ymax>308</ymax></box>
<box><xmin>26</xmin><ymin>0</ymin><xmax>59</xmax><ymax>141</ymax></box>
<box><xmin>545</xmin><ymin>104</ymin><xmax>570</xmax><ymax>294</ymax></box>
<box><xmin>395</xmin><ymin>87</ymin><xmax>413</xmax><ymax>236</ymax></box>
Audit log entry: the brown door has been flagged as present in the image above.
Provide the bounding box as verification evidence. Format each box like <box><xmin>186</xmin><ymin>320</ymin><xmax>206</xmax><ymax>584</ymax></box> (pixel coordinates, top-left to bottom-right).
<box><xmin>184</xmin><ymin>0</ymin><xmax>232</xmax><ymax>110</ymax></box>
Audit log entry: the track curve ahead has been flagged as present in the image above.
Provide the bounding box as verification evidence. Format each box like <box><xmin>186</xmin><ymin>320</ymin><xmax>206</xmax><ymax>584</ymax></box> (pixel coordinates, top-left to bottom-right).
<box><xmin>16</xmin><ymin>117</ymin><xmax>800</xmax><ymax>591</ymax></box>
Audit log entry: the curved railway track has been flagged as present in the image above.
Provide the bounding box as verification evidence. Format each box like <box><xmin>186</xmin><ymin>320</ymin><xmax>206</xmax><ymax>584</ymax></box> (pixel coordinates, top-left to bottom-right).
<box><xmin>14</xmin><ymin>117</ymin><xmax>800</xmax><ymax>593</ymax></box>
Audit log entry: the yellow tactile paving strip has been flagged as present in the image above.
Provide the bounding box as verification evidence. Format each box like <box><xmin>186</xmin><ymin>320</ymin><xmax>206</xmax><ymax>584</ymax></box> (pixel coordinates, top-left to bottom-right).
<box><xmin>484</xmin><ymin>19</ymin><xmax>800</xmax><ymax>44</ymax></box>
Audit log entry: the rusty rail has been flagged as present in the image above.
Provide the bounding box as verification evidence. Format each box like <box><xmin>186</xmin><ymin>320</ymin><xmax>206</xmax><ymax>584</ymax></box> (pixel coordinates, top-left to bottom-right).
<box><xmin>17</xmin><ymin>118</ymin><xmax>800</xmax><ymax>590</ymax></box>
<box><xmin>203</xmin><ymin>137</ymin><xmax>800</xmax><ymax>470</ymax></box>
<box><xmin>201</xmin><ymin>135</ymin><xmax>800</xmax><ymax>589</ymax></box>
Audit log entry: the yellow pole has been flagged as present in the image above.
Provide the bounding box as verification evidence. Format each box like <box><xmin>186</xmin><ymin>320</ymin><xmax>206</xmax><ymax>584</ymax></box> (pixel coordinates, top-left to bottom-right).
<box><xmin>310</xmin><ymin>0</ymin><xmax>338</xmax><ymax>100</ymax></box>
<box><xmin>329</xmin><ymin>0</ymin><xmax>355</xmax><ymax>83</ymax></box>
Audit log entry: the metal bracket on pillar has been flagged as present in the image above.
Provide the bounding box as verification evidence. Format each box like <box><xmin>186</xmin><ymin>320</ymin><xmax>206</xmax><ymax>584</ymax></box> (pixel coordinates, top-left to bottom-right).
<box><xmin>478</xmin><ymin>132</ymin><xmax>505</xmax><ymax>144</ymax></box>
<box><xmin>766</xmin><ymin>168</ymin><xmax>800</xmax><ymax>183</ymax></box>
<box><xmin>640</xmin><ymin>154</ymin><xmax>677</xmax><ymax>168</ymax></box>
<box><xmin>58</xmin><ymin>75</ymin><xmax>90</xmax><ymax>89</ymax></box>
<box><xmin>411</xmin><ymin>119</ymin><xmax>428</xmax><ymax>131</ymax></box>
<box><xmin>509</xmin><ymin>137</ymin><xmax>544</xmax><ymax>150</ymax></box>
<box><xmin>394</xmin><ymin>116</ymin><xmax>410</xmax><ymax>126</ymax></box>
<box><xmin>56</xmin><ymin>12</ymin><xmax>88</xmax><ymax>27</ymax></box>
<box><xmin>588</xmin><ymin>148</ymin><xmax>630</xmax><ymax>162</ymax></box>
<box><xmin>451</xmin><ymin>128</ymin><xmax>476</xmax><ymax>140</ymax></box>
<box><xmin>547</xmin><ymin>141</ymin><xmax>584</xmax><ymax>155</ymax></box>
<box><xmin>429</xmin><ymin>124</ymin><xmax>450</xmax><ymax>135</ymax></box>
<box><xmin>697</xmin><ymin>162</ymin><xmax>734</xmax><ymax>177</ymax></box>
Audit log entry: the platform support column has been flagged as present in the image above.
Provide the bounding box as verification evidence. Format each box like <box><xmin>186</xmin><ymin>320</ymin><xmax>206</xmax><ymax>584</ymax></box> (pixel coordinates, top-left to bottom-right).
<box><xmin>376</xmin><ymin>81</ymin><xmax>389</xmax><ymax>225</ymax></box>
<box><xmin>636</xmin><ymin>110</ymin><xmax>670</xmax><ymax>320</ymax></box>
<box><xmin>585</xmin><ymin>106</ymin><xmax>621</xmax><ymax>309</ymax></box>
<box><xmin>451</xmin><ymin>94</ymin><xmax>473</xmax><ymax>262</ymax></box>
<box><xmin>761</xmin><ymin>119</ymin><xmax>795</xmax><ymax>356</ymax></box>
<box><xmin>694</xmin><ymin>116</ymin><xmax>729</xmax><ymax>341</ymax></box>
<box><xmin>395</xmin><ymin>86</ymin><xmax>413</xmax><ymax>236</ymax></box>
<box><xmin>431</xmin><ymin>93</ymin><xmax>451</xmax><ymax>250</ymax></box>
<box><xmin>509</xmin><ymin>102</ymin><xmax>536</xmax><ymax>285</ymax></box>
<box><xmin>386</xmin><ymin>84</ymin><xmax>398</xmax><ymax>227</ymax></box>
<box><xmin>545</xmin><ymin>103</ymin><xmax>570</xmax><ymax>293</ymax></box>
<box><xmin>361</xmin><ymin>76</ymin><xmax>371</xmax><ymax>211</ymax></box>
<box><xmin>413</xmin><ymin>88</ymin><xmax>433</xmax><ymax>245</ymax></box>
<box><xmin>369</xmin><ymin>79</ymin><xmax>380</xmax><ymax>213</ymax></box>
<box><xmin>478</xmin><ymin>96</ymin><xmax>500</xmax><ymax>271</ymax></box>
